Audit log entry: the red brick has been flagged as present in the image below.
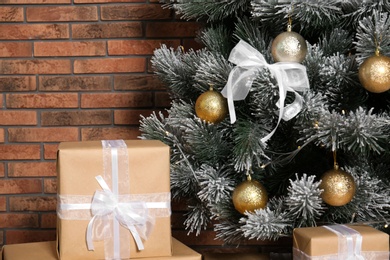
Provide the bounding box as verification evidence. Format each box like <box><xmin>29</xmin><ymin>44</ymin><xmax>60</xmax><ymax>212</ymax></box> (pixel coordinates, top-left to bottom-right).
<box><xmin>0</xmin><ymin>76</ymin><xmax>36</xmax><ymax>91</ymax></box>
<box><xmin>114</xmin><ymin>109</ymin><xmax>159</xmax><ymax>125</ymax></box>
<box><xmin>146</xmin><ymin>22</ymin><xmax>202</xmax><ymax>38</ymax></box>
<box><xmin>40</xmin><ymin>213</ymin><xmax>56</xmax><ymax>228</ymax></box>
<box><xmin>0</xmin><ymin>24</ymin><xmax>69</xmax><ymax>40</ymax></box>
<box><xmin>39</xmin><ymin>76</ymin><xmax>110</xmax><ymax>91</ymax></box>
<box><xmin>81</xmin><ymin>93</ymin><xmax>152</xmax><ymax>108</ymax></box>
<box><xmin>6</xmin><ymin>230</ymin><xmax>56</xmax><ymax>245</ymax></box>
<box><xmin>41</xmin><ymin>110</ymin><xmax>112</xmax><ymax>126</ymax></box>
<box><xmin>0</xmin><ymin>163</ymin><xmax>4</xmax><ymax>177</ymax></box>
<box><xmin>0</xmin><ymin>42</ymin><xmax>32</xmax><ymax>57</ymax></box>
<box><xmin>6</xmin><ymin>93</ymin><xmax>78</xmax><ymax>108</ymax></box>
<box><xmin>0</xmin><ymin>197</ymin><xmax>5</xmax><ymax>211</ymax></box>
<box><xmin>154</xmin><ymin>91</ymin><xmax>171</xmax><ymax>107</ymax></box>
<box><xmin>81</xmin><ymin>127</ymin><xmax>140</xmax><ymax>141</ymax></box>
<box><xmin>44</xmin><ymin>178</ymin><xmax>57</xmax><ymax>194</ymax></box>
<box><xmin>114</xmin><ymin>75</ymin><xmax>165</xmax><ymax>91</ymax></box>
<box><xmin>0</xmin><ymin>179</ymin><xmax>42</xmax><ymax>194</ymax></box>
<box><xmin>74</xmin><ymin>58</ymin><xmax>145</xmax><ymax>74</ymax></box>
<box><xmin>8</xmin><ymin>162</ymin><xmax>56</xmax><ymax>177</ymax></box>
<box><xmin>0</xmin><ymin>214</ymin><xmax>39</xmax><ymax>228</ymax></box>
<box><xmin>101</xmin><ymin>4</ymin><xmax>171</xmax><ymax>20</ymax></box>
<box><xmin>0</xmin><ymin>129</ymin><xmax>5</xmax><ymax>143</ymax></box>
<box><xmin>8</xmin><ymin>128</ymin><xmax>79</xmax><ymax>142</ymax></box>
<box><xmin>0</xmin><ymin>7</ymin><xmax>23</xmax><ymax>22</ymax></box>
<box><xmin>108</xmin><ymin>39</ymin><xmax>180</xmax><ymax>55</ymax></box>
<box><xmin>43</xmin><ymin>144</ymin><xmax>59</xmax><ymax>160</ymax></box>
<box><xmin>0</xmin><ymin>145</ymin><xmax>40</xmax><ymax>160</ymax></box>
<box><xmin>9</xmin><ymin>196</ymin><xmax>57</xmax><ymax>211</ymax></box>
<box><xmin>0</xmin><ymin>60</ymin><xmax>71</xmax><ymax>74</ymax></box>
<box><xmin>0</xmin><ymin>111</ymin><xmax>37</xmax><ymax>125</ymax></box>
<box><xmin>35</xmin><ymin>41</ymin><xmax>105</xmax><ymax>57</ymax></box>
<box><xmin>72</xmin><ymin>22</ymin><xmax>142</xmax><ymax>39</ymax></box>
<box><xmin>27</xmin><ymin>6</ymin><xmax>97</xmax><ymax>22</ymax></box>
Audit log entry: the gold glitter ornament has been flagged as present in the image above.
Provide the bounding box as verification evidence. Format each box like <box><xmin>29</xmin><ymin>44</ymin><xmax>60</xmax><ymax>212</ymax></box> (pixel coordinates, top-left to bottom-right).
<box><xmin>232</xmin><ymin>175</ymin><xmax>268</xmax><ymax>214</ymax></box>
<box><xmin>271</xmin><ymin>24</ymin><xmax>307</xmax><ymax>63</ymax></box>
<box><xmin>195</xmin><ymin>85</ymin><xmax>228</xmax><ymax>124</ymax></box>
<box><xmin>358</xmin><ymin>49</ymin><xmax>390</xmax><ymax>93</ymax></box>
<box><xmin>319</xmin><ymin>167</ymin><xmax>356</xmax><ymax>207</ymax></box>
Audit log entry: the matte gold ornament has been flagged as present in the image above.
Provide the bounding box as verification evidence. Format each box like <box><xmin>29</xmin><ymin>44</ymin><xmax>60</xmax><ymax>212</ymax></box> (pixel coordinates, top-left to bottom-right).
<box><xmin>319</xmin><ymin>167</ymin><xmax>356</xmax><ymax>207</ymax></box>
<box><xmin>232</xmin><ymin>175</ymin><xmax>268</xmax><ymax>214</ymax></box>
<box><xmin>271</xmin><ymin>24</ymin><xmax>307</xmax><ymax>63</ymax></box>
<box><xmin>195</xmin><ymin>85</ymin><xmax>228</xmax><ymax>124</ymax></box>
<box><xmin>358</xmin><ymin>49</ymin><xmax>390</xmax><ymax>93</ymax></box>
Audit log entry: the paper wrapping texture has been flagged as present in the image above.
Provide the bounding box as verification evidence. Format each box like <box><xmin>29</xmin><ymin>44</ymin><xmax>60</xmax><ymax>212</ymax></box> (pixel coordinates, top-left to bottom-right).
<box><xmin>56</xmin><ymin>140</ymin><xmax>172</xmax><ymax>260</ymax></box>
<box><xmin>2</xmin><ymin>238</ymin><xmax>201</xmax><ymax>260</ymax></box>
<box><xmin>293</xmin><ymin>225</ymin><xmax>389</xmax><ymax>257</ymax></box>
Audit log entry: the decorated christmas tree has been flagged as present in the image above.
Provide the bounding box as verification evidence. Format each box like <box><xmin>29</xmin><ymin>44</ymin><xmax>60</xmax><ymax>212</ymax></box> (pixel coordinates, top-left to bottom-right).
<box><xmin>140</xmin><ymin>0</ymin><xmax>390</xmax><ymax>243</ymax></box>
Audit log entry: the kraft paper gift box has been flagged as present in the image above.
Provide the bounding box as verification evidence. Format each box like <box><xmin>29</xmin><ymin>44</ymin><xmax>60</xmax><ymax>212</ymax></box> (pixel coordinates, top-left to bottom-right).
<box><xmin>293</xmin><ymin>224</ymin><xmax>389</xmax><ymax>260</ymax></box>
<box><xmin>56</xmin><ymin>140</ymin><xmax>172</xmax><ymax>260</ymax></box>
<box><xmin>1</xmin><ymin>238</ymin><xmax>202</xmax><ymax>260</ymax></box>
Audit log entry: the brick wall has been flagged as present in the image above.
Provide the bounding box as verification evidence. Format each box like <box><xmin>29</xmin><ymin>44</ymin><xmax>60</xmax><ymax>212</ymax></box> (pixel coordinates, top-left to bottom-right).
<box><xmin>0</xmin><ymin>0</ymin><xmax>202</xmax><ymax>247</ymax></box>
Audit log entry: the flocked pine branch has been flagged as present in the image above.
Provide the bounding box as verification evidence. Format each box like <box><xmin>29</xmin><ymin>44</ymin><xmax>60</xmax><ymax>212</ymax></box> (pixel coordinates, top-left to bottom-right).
<box><xmin>251</xmin><ymin>0</ymin><xmax>343</xmax><ymax>36</ymax></box>
<box><xmin>240</xmin><ymin>207</ymin><xmax>291</xmax><ymax>241</ymax></box>
<box><xmin>196</xmin><ymin>164</ymin><xmax>235</xmax><ymax>207</ymax></box>
<box><xmin>232</xmin><ymin>120</ymin><xmax>269</xmax><ymax>171</ymax></box>
<box><xmin>162</xmin><ymin>0</ymin><xmax>250</xmax><ymax>22</ymax></box>
<box><xmin>355</xmin><ymin>10</ymin><xmax>390</xmax><ymax>63</ymax></box>
<box><xmin>285</xmin><ymin>174</ymin><xmax>325</xmax><ymax>227</ymax></box>
<box><xmin>152</xmin><ymin>45</ymin><xmax>204</xmax><ymax>99</ymax></box>
<box><xmin>184</xmin><ymin>202</ymin><xmax>211</xmax><ymax>236</ymax></box>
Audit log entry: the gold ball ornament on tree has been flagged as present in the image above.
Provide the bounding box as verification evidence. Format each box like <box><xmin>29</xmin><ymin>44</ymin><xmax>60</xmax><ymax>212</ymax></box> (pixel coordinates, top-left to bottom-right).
<box><xmin>195</xmin><ymin>85</ymin><xmax>228</xmax><ymax>124</ymax></box>
<box><xmin>271</xmin><ymin>24</ymin><xmax>307</xmax><ymax>63</ymax></box>
<box><xmin>319</xmin><ymin>166</ymin><xmax>356</xmax><ymax>207</ymax></box>
<box><xmin>358</xmin><ymin>49</ymin><xmax>390</xmax><ymax>93</ymax></box>
<box><xmin>232</xmin><ymin>175</ymin><xmax>268</xmax><ymax>214</ymax></box>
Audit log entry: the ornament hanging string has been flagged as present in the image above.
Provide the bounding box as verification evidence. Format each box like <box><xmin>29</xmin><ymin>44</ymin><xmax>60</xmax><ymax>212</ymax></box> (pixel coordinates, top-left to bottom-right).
<box><xmin>221</xmin><ymin>40</ymin><xmax>310</xmax><ymax>143</ymax></box>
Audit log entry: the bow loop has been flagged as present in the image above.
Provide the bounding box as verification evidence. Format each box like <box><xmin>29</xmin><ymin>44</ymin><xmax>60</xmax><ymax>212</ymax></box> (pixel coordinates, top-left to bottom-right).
<box><xmin>221</xmin><ymin>40</ymin><xmax>310</xmax><ymax>143</ymax></box>
<box><xmin>87</xmin><ymin>176</ymin><xmax>154</xmax><ymax>252</ymax></box>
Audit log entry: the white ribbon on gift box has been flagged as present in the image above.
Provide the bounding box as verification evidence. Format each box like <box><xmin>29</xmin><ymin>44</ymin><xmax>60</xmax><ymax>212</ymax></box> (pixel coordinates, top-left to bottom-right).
<box><xmin>221</xmin><ymin>40</ymin><xmax>310</xmax><ymax>143</ymax></box>
<box><xmin>324</xmin><ymin>225</ymin><xmax>364</xmax><ymax>260</ymax></box>
<box><xmin>57</xmin><ymin>140</ymin><xmax>171</xmax><ymax>260</ymax></box>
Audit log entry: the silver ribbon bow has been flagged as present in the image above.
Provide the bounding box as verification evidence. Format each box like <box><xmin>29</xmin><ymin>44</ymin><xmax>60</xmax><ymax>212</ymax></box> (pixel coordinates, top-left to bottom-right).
<box><xmin>221</xmin><ymin>40</ymin><xmax>310</xmax><ymax>143</ymax></box>
<box><xmin>86</xmin><ymin>175</ymin><xmax>154</xmax><ymax>253</ymax></box>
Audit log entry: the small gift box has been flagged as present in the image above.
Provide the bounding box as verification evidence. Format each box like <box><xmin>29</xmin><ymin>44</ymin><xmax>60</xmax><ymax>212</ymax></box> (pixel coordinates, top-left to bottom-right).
<box><xmin>1</xmin><ymin>238</ymin><xmax>201</xmax><ymax>260</ymax></box>
<box><xmin>56</xmin><ymin>140</ymin><xmax>172</xmax><ymax>260</ymax></box>
<box><xmin>293</xmin><ymin>224</ymin><xmax>389</xmax><ymax>260</ymax></box>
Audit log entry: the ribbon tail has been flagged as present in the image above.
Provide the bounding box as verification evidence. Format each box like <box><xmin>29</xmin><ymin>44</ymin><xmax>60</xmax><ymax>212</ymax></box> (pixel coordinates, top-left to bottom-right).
<box><xmin>261</xmin><ymin>69</ymin><xmax>286</xmax><ymax>144</ymax></box>
<box><xmin>86</xmin><ymin>215</ymin><xmax>98</xmax><ymax>251</ymax></box>
<box><xmin>127</xmin><ymin>225</ymin><xmax>145</xmax><ymax>251</ymax></box>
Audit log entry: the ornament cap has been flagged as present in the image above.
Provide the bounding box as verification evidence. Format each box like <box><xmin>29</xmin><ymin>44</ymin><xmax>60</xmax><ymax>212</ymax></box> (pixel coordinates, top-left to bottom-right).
<box><xmin>375</xmin><ymin>48</ymin><xmax>380</xmax><ymax>56</ymax></box>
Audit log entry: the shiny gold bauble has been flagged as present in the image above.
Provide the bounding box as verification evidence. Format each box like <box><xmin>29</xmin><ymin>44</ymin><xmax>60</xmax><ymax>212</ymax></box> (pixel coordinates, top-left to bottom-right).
<box><xmin>358</xmin><ymin>54</ymin><xmax>390</xmax><ymax>93</ymax></box>
<box><xmin>319</xmin><ymin>168</ymin><xmax>356</xmax><ymax>207</ymax></box>
<box><xmin>195</xmin><ymin>88</ymin><xmax>228</xmax><ymax>124</ymax></box>
<box><xmin>271</xmin><ymin>31</ymin><xmax>307</xmax><ymax>63</ymax></box>
<box><xmin>232</xmin><ymin>177</ymin><xmax>268</xmax><ymax>214</ymax></box>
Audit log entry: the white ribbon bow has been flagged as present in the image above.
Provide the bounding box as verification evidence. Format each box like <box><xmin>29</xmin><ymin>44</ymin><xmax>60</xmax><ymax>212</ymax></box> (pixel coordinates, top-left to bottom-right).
<box><xmin>221</xmin><ymin>40</ymin><xmax>310</xmax><ymax>143</ymax></box>
<box><xmin>86</xmin><ymin>175</ymin><xmax>154</xmax><ymax>252</ymax></box>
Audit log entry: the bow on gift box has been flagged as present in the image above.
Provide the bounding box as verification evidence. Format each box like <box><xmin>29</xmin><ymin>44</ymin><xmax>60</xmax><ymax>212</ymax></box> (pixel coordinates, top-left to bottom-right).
<box><xmin>221</xmin><ymin>40</ymin><xmax>310</xmax><ymax>143</ymax></box>
<box><xmin>86</xmin><ymin>175</ymin><xmax>154</xmax><ymax>252</ymax></box>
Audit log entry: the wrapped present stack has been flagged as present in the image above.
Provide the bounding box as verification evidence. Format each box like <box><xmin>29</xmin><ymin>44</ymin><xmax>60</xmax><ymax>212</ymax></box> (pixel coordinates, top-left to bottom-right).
<box><xmin>1</xmin><ymin>140</ymin><xmax>202</xmax><ymax>260</ymax></box>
